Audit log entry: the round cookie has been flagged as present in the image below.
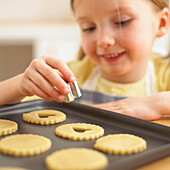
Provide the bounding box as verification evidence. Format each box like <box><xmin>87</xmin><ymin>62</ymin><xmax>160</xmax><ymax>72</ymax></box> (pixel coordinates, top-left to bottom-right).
<box><xmin>45</xmin><ymin>148</ymin><xmax>108</xmax><ymax>170</ymax></box>
<box><xmin>94</xmin><ymin>134</ymin><xmax>147</xmax><ymax>155</ymax></box>
<box><xmin>23</xmin><ymin>109</ymin><xmax>66</xmax><ymax>125</ymax></box>
<box><xmin>0</xmin><ymin>119</ymin><xmax>18</xmax><ymax>136</ymax></box>
<box><xmin>0</xmin><ymin>167</ymin><xmax>28</xmax><ymax>170</ymax></box>
<box><xmin>0</xmin><ymin>134</ymin><xmax>51</xmax><ymax>156</ymax></box>
<box><xmin>55</xmin><ymin>123</ymin><xmax>104</xmax><ymax>140</ymax></box>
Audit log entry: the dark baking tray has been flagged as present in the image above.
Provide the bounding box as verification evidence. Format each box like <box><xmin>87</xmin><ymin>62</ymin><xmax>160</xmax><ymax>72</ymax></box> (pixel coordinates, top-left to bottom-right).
<box><xmin>0</xmin><ymin>99</ymin><xmax>170</xmax><ymax>170</ymax></box>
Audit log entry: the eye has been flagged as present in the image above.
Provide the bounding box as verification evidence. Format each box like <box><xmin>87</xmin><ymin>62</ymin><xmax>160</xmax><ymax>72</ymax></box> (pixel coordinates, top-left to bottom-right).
<box><xmin>115</xmin><ymin>19</ymin><xmax>131</xmax><ymax>26</ymax></box>
<box><xmin>82</xmin><ymin>27</ymin><xmax>96</xmax><ymax>32</ymax></box>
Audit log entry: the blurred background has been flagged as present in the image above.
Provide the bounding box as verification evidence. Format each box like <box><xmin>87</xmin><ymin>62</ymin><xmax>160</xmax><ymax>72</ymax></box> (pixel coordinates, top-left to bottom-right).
<box><xmin>0</xmin><ymin>0</ymin><xmax>81</xmax><ymax>81</ymax></box>
<box><xmin>0</xmin><ymin>0</ymin><xmax>169</xmax><ymax>81</ymax></box>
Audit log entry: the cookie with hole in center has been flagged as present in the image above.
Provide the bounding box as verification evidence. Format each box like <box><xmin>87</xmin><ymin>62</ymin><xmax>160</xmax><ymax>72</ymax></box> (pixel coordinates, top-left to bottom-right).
<box><xmin>55</xmin><ymin>123</ymin><xmax>104</xmax><ymax>140</ymax></box>
<box><xmin>23</xmin><ymin>109</ymin><xmax>66</xmax><ymax>125</ymax></box>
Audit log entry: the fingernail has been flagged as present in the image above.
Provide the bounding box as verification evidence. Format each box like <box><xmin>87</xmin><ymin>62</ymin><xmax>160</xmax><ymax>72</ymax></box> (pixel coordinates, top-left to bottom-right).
<box><xmin>70</xmin><ymin>76</ymin><xmax>76</xmax><ymax>82</ymax></box>
<box><xmin>58</xmin><ymin>95</ymin><xmax>65</xmax><ymax>101</ymax></box>
<box><xmin>64</xmin><ymin>87</ymin><xmax>70</xmax><ymax>95</ymax></box>
<box><xmin>49</xmin><ymin>97</ymin><xmax>54</xmax><ymax>101</ymax></box>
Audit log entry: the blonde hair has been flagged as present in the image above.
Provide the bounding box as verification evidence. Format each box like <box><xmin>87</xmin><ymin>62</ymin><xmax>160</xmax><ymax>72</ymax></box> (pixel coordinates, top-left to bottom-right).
<box><xmin>71</xmin><ymin>0</ymin><xmax>169</xmax><ymax>12</ymax></box>
<box><xmin>71</xmin><ymin>0</ymin><xmax>169</xmax><ymax>60</ymax></box>
<box><xmin>151</xmin><ymin>0</ymin><xmax>169</xmax><ymax>9</ymax></box>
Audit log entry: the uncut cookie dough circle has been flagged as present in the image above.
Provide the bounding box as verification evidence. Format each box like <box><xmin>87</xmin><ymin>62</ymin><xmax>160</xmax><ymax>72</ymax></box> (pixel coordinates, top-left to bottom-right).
<box><xmin>94</xmin><ymin>134</ymin><xmax>147</xmax><ymax>155</ymax></box>
<box><xmin>23</xmin><ymin>109</ymin><xmax>66</xmax><ymax>125</ymax></box>
<box><xmin>45</xmin><ymin>148</ymin><xmax>108</xmax><ymax>170</ymax></box>
<box><xmin>55</xmin><ymin>123</ymin><xmax>104</xmax><ymax>140</ymax></box>
<box><xmin>0</xmin><ymin>119</ymin><xmax>18</xmax><ymax>136</ymax></box>
<box><xmin>0</xmin><ymin>167</ymin><xmax>28</xmax><ymax>170</ymax></box>
<box><xmin>0</xmin><ymin>134</ymin><xmax>51</xmax><ymax>156</ymax></box>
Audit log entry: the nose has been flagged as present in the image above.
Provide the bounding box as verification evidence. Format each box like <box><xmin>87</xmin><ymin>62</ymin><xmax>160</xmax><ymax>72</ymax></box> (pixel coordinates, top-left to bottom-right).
<box><xmin>97</xmin><ymin>28</ymin><xmax>115</xmax><ymax>48</ymax></box>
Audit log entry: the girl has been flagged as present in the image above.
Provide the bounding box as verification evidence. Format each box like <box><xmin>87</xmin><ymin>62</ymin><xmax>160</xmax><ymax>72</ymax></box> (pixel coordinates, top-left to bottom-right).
<box><xmin>0</xmin><ymin>0</ymin><xmax>169</xmax><ymax>121</ymax></box>
<box><xmin>68</xmin><ymin>0</ymin><xmax>170</xmax><ymax>120</ymax></box>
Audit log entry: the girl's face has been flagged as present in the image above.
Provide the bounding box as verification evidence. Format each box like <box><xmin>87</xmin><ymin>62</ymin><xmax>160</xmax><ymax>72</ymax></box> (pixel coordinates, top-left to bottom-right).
<box><xmin>74</xmin><ymin>0</ymin><xmax>160</xmax><ymax>83</ymax></box>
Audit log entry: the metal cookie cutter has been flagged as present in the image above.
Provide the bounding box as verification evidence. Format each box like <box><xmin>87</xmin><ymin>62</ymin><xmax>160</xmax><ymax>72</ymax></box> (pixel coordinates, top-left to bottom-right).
<box><xmin>64</xmin><ymin>80</ymin><xmax>82</xmax><ymax>103</ymax></box>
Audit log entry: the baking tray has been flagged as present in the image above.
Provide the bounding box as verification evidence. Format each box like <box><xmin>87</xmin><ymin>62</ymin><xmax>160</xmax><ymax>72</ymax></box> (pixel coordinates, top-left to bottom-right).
<box><xmin>0</xmin><ymin>99</ymin><xmax>170</xmax><ymax>170</ymax></box>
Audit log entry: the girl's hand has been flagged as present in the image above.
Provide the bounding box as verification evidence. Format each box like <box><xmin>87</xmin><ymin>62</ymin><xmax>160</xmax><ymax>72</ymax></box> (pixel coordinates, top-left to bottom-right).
<box><xmin>92</xmin><ymin>95</ymin><xmax>163</xmax><ymax>120</ymax></box>
<box><xmin>18</xmin><ymin>55</ymin><xmax>76</xmax><ymax>102</ymax></box>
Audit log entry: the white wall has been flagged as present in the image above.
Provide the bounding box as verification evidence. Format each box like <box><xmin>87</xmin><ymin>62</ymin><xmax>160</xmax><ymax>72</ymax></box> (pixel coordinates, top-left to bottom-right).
<box><xmin>0</xmin><ymin>0</ymin><xmax>73</xmax><ymax>21</ymax></box>
<box><xmin>0</xmin><ymin>0</ymin><xmax>80</xmax><ymax>63</ymax></box>
<box><xmin>152</xmin><ymin>28</ymin><xmax>170</xmax><ymax>56</ymax></box>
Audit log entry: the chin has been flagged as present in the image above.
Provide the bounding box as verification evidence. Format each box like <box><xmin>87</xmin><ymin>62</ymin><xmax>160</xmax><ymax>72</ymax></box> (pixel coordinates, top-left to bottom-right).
<box><xmin>107</xmin><ymin>68</ymin><xmax>127</xmax><ymax>76</ymax></box>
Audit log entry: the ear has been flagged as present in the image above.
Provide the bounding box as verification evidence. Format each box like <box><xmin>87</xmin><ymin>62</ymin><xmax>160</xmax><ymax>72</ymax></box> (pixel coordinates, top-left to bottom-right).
<box><xmin>155</xmin><ymin>8</ymin><xmax>170</xmax><ymax>38</ymax></box>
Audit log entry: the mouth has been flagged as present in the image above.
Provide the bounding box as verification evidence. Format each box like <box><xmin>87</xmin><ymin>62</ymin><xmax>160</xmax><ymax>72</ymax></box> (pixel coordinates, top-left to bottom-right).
<box><xmin>100</xmin><ymin>51</ymin><xmax>126</xmax><ymax>61</ymax></box>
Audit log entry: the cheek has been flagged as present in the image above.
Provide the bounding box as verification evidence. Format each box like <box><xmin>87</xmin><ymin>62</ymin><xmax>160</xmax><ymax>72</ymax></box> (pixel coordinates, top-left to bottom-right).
<box><xmin>122</xmin><ymin>30</ymin><xmax>142</xmax><ymax>50</ymax></box>
<box><xmin>121</xmin><ymin>28</ymin><xmax>151</xmax><ymax>56</ymax></box>
<box><xmin>81</xmin><ymin>35</ymin><xmax>96</xmax><ymax>56</ymax></box>
<box><xmin>81</xmin><ymin>35</ymin><xmax>99</xmax><ymax>64</ymax></box>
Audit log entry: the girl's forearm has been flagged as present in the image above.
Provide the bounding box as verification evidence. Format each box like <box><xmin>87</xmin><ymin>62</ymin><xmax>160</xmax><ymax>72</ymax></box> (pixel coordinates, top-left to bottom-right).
<box><xmin>0</xmin><ymin>74</ymin><xmax>25</xmax><ymax>105</ymax></box>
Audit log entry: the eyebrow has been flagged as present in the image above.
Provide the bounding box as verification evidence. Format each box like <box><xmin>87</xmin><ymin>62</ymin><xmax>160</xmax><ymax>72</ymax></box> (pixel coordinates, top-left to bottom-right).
<box><xmin>76</xmin><ymin>6</ymin><xmax>135</xmax><ymax>22</ymax></box>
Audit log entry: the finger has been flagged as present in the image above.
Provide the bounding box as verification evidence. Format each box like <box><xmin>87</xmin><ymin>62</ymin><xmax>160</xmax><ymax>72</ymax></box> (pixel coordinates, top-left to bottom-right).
<box><xmin>25</xmin><ymin>75</ymin><xmax>66</xmax><ymax>102</ymax></box>
<box><xmin>21</xmin><ymin>76</ymin><xmax>53</xmax><ymax>101</ymax></box>
<box><xmin>32</xmin><ymin>59</ymin><xmax>70</xmax><ymax>95</ymax></box>
<box><xmin>43</xmin><ymin>56</ymin><xmax>76</xmax><ymax>82</ymax></box>
<box><xmin>26</xmin><ymin>68</ymin><xmax>65</xmax><ymax>101</ymax></box>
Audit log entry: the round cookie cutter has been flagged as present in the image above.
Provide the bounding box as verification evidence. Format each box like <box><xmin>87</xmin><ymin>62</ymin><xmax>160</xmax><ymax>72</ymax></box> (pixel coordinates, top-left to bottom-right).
<box><xmin>64</xmin><ymin>80</ymin><xmax>82</xmax><ymax>103</ymax></box>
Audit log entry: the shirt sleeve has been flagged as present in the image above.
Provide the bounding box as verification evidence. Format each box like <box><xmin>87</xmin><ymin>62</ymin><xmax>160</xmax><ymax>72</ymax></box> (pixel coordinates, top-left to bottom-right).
<box><xmin>67</xmin><ymin>57</ymin><xmax>95</xmax><ymax>86</ymax></box>
<box><xmin>152</xmin><ymin>56</ymin><xmax>170</xmax><ymax>91</ymax></box>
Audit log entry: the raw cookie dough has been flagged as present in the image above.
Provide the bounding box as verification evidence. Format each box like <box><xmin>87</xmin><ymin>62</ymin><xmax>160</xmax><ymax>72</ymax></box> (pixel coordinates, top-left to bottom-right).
<box><xmin>23</xmin><ymin>109</ymin><xmax>66</xmax><ymax>125</ymax></box>
<box><xmin>0</xmin><ymin>119</ymin><xmax>18</xmax><ymax>136</ymax></box>
<box><xmin>0</xmin><ymin>167</ymin><xmax>28</xmax><ymax>170</ymax></box>
<box><xmin>45</xmin><ymin>148</ymin><xmax>108</xmax><ymax>170</ymax></box>
<box><xmin>94</xmin><ymin>134</ymin><xmax>147</xmax><ymax>155</ymax></box>
<box><xmin>55</xmin><ymin>123</ymin><xmax>104</xmax><ymax>140</ymax></box>
<box><xmin>0</xmin><ymin>134</ymin><xmax>51</xmax><ymax>156</ymax></box>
